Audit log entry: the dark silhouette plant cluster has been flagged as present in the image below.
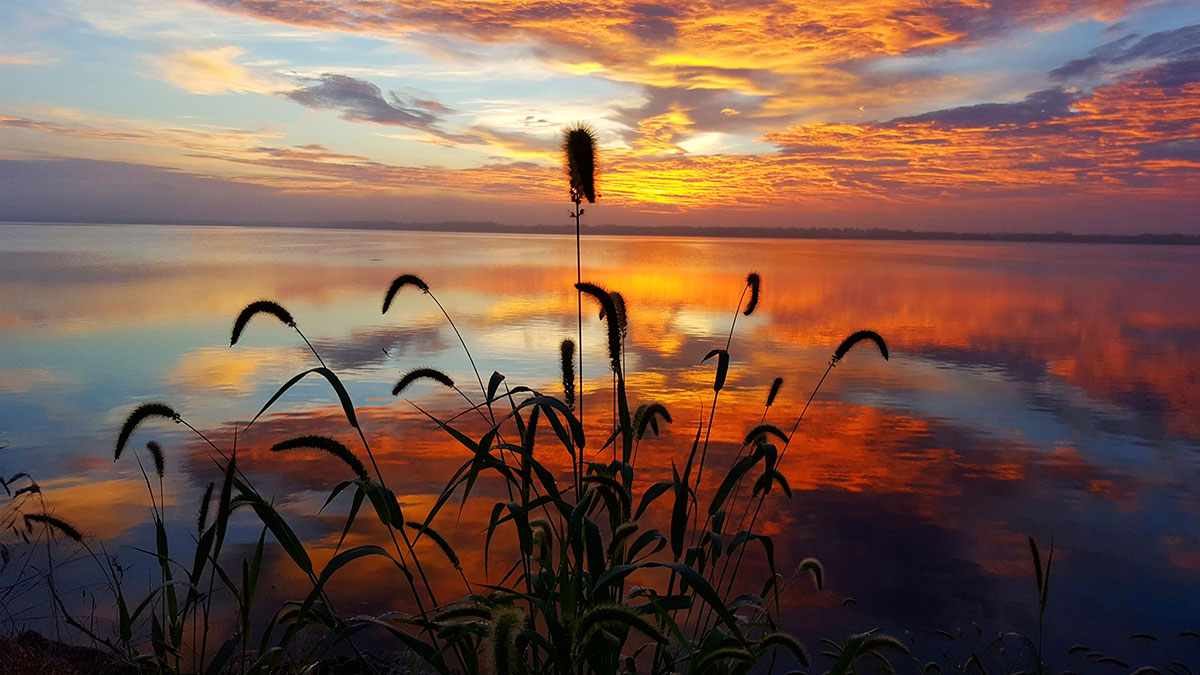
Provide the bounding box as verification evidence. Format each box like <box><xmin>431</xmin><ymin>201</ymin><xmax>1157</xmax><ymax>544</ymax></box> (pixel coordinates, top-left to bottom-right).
<box><xmin>2</xmin><ymin>124</ymin><xmax>1193</xmax><ymax>675</ymax></box>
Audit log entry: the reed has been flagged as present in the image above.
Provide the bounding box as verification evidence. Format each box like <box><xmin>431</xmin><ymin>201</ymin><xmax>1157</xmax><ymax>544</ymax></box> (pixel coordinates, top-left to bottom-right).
<box><xmin>196</xmin><ymin>481</ymin><xmax>214</xmax><ymax>533</ymax></box>
<box><xmin>560</xmin><ymin>338</ymin><xmax>576</xmax><ymax>410</ymax></box>
<box><xmin>231</xmin><ymin>299</ymin><xmax>327</xmax><ymax>368</ymax></box>
<box><xmin>490</xmin><ymin>607</ymin><xmax>524</xmax><ymax>675</ymax></box>
<box><xmin>833</xmin><ymin>329</ymin><xmax>889</xmax><ymax>363</ymax></box>
<box><xmin>11</xmin><ymin>261</ymin><xmax>1174</xmax><ymax>675</ymax></box>
<box><xmin>744</xmin><ymin>272</ymin><xmax>761</xmax><ymax>316</ymax></box>
<box><xmin>381</xmin><ymin>273</ymin><xmax>431</xmax><ymax>313</ymax></box>
<box><xmin>270</xmin><ymin>435</ymin><xmax>368</xmax><ymax>481</ymax></box>
<box><xmin>563</xmin><ymin>123</ymin><xmax>599</xmax><ymax>427</ymax></box>
<box><xmin>23</xmin><ymin>514</ymin><xmax>83</xmax><ymax>543</ymax></box>
<box><xmin>146</xmin><ymin>440</ymin><xmax>165</xmax><ymax>478</ymax></box>
<box><xmin>19</xmin><ymin>158</ymin><xmax>1158</xmax><ymax>675</ymax></box>
<box><xmin>114</xmin><ymin>403</ymin><xmax>178</xmax><ymax>461</ymax></box>
<box><xmin>229</xmin><ymin>300</ymin><xmax>294</xmax><ymax>346</ymax></box>
<box><xmin>392</xmin><ymin>367</ymin><xmax>455</xmax><ymax>397</ymax></box>
<box><xmin>765</xmin><ymin>376</ymin><xmax>783</xmax><ymax>408</ymax></box>
<box><xmin>563</xmin><ymin>123</ymin><xmax>597</xmax><ymax>205</ymax></box>
<box><xmin>383</xmin><ymin>273</ymin><xmax>490</xmax><ymax>411</ymax></box>
<box><xmin>575</xmin><ymin>281</ymin><xmax>622</xmax><ymax>376</ymax></box>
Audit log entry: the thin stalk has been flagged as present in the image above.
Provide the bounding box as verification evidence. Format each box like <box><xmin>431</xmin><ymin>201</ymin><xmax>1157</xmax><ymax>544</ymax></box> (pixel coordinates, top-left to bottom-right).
<box><xmin>427</xmin><ymin>292</ymin><xmax>495</xmax><ymax>422</ymax></box>
<box><xmin>689</xmin><ymin>283</ymin><xmax>749</xmax><ymax>544</ymax></box>
<box><xmin>293</xmin><ymin>326</ymin><xmax>327</xmax><ymax>370</ymax></box>
<box><xmin>290</xmin><ymin>328</ymin><xmax>442</xmax><ymax>625</ymax></box>
<box><xmin>710</xmin><ymin>361</ymin><xmax>835</xmax><ymax>622</ymax></box>
<box><xmin>574</xmin><ymin>198</ymin><xmax>584</xmax><ymax>496</ymax></box>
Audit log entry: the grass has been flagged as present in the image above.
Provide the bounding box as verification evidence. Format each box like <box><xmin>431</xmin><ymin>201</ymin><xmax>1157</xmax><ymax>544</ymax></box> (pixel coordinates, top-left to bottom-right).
<box><xmin>1</xmin><ymin>131</ymin><xmax>1195</xmax><ymax>675</ymax></box>
<box><xmin>4</xmin><ymin>263</ymin><xmax>897</xmax><ymax>673</ymax></box>
<box><xmin>2</xmin><ymin>267</ymin><xmax>1197</xmax><ymax>675</ymax></box>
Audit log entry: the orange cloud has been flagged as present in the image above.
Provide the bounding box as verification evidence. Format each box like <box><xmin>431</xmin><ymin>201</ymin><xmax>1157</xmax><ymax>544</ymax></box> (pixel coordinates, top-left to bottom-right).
<box><xmin>146</xmin><ymin>46</ymin><xmax>281</xmax><ymax>95</ymax></box>
<box><xmin>197</xmin><ymin>1</ymin><xmax>1150</xmax><ymax>87</ymax></box>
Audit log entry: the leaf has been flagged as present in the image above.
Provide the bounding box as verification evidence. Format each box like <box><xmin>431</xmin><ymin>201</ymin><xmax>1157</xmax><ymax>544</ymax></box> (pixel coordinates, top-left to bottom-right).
<box><xmin>702</xmin><ymin>348</ymin><xmax>730</xmax><ymax>392</ymax></box>
<box><xmin>635</xmin><ymin>481</ymin><xmax>673</xmax><ymax>520</ymax></box>
<box><xmin>1028</xmin><ymin>536</ymin><xmax>1043</xmax><ymax>599</ymax></box>
<box><xmin>708</xmin><ymin>454</ymin><xmax>758</xmax><ymax>517</ymax></box>
<box><xmin>670</xmin><ymin>462</ymin><xmax>688</xmax><ymax>561</ymax></box>
<box><xmin>237</xmin><ymin>483</ymin><xmax>313</xmax><ymax>576</ymax></box>
<box><xmin>516</xmin><ymin>396</ymin><xmax>585</xmax><ymax>449</ymax></box>
<box><xmin>487</xmin><ymin>371</ymin><xmax>505</xmax><ymax>402</ymax></box>
<box><xmin>248</xmin><ymin>367</ymin><xmax>359</xmax><ymax>431</ymax></box>
<box><xmin>644</xmin><ymin>562</ymin><xmax>746</xmax><ymax>643</ymax></box>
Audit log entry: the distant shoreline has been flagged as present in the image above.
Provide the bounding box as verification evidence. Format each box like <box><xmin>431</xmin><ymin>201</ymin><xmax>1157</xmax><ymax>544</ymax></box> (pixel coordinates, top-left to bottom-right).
<box><xmin>4</xmin><ymin>219</ymin><xmax>1198</xmax><ymax>246</ymax></box>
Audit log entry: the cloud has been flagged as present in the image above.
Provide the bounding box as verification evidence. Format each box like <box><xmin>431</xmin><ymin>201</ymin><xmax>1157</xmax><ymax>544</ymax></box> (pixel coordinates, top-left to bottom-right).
<box><xmin>197</xmin><ymin>0</ymin><xmax>1157</xmax><ymax>105</ymax></box>
<box><xmin>146</xmin><ymin>45</ymin><xmax>279</xmax><ymax>94</ymax></box>
<box><xmin>4</xmin><ymin>48</ymin><xmax>1198</xmax><ymax>222</ymax></box>
<box><xmin>0</xmin><ymin>54</ymin><xmax>54</xmax><ymax>66</ymax></box>
<box><xmin>890</xmin><ymin>88</ymin><xmax>1080</xmax><ymax>127</ymax></box>
<box><xmin>285</xmin><ymin>73</ymin><xmax>485</xmax><ymax>144</ymax></box>
<box><xmin>287</xmin><ymin>74</ymin><xmax>441</xmax><ymax>127</ymax></box>
<box><xmin>1050</xmin><ymin>23</ymin><xmax>1200</xmax><ymax>81</ymax></box>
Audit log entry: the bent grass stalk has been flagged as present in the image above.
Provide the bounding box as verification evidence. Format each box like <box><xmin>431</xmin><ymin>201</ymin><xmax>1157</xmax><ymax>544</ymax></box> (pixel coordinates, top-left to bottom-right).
<box><xmin>710</xmin><ymin>329</ymin><xmax>890</xmax><ymax>627</ymax></box>
<box><xmin>229</xmin><ymin>300</ymin><xmax>449</xmax><ymax>662</ymax></box>
<box><xmin>78</xmin><ymin>256</ymin><xmax>915</xmax><ymax>675</ymax></box>
<box><xmin>563</xmin><ymin>123</ymin><xmax>598</xmax><ymax>436</ymax></box>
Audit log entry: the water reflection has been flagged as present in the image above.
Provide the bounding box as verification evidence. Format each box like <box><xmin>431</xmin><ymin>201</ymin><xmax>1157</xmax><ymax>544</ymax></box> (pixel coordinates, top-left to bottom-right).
<box><xmin>1</xmin><ymin>224</ymin><xmax>1197</xmax><ymax>659</ymax></box>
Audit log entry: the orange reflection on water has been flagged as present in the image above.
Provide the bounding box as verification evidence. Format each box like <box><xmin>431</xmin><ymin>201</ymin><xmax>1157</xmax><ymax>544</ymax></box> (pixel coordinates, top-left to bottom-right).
<box><xmin>4</xmin><ymin>226</ymin><xmax>1198</xmax><ymax>646</ymax></box>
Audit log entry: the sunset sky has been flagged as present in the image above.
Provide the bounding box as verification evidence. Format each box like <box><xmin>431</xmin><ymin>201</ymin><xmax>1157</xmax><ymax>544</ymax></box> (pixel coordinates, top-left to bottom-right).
<box><xmin>1</xmin><ymin>0</ymin><xmax>1198</xmax><ymax>232</ymax></box>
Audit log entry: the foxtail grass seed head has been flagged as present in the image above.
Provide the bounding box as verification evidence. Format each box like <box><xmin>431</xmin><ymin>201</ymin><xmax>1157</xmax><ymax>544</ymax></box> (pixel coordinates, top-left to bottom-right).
<box><xmin>392</xmin><ymin>367</ymin><xmax>455</xmax><ymax>397</ymax></box>
<box><xmin>146</xmin><ymin>441</ymin><xmax>164</xmax><ymax>477</ymax></box>
<box><xmin>24</xmin><ymin>513</ymin><xmax>83</xmax><ymax>543</ymax></box>
<box><xmin>405</xmin><ymin>521</ymin><xmax>461</xmax><ymax>570</ymax></box>
<box><xmin>560</xmin><ymin>338</ymin><xmax>576</xmax><ymax>409</ymax></box>
<box><xmin>576</xmin><ymin>282</ymin><xmax>622</xmax><ymax>375</ymax></box>
<box><xmin>760</xmin><ymin>633</ymin><xmax>811</xmax><ymax>667</ymax></box>
<box><xmin>230</xmin><ymin>300</ymin><xmax>295</xmax><ymax>346</ymax></box>
<box><xmin>270</xmin><ymin>435</ymin><xmax>368</xmax><ymax>481</ymax></box>
<box><xmin>575</xmin><ymin>603</ymin><xmax>667</xmax><ymax>644</ymax></box>
<box><xmin>562</xmin><ymin>123</ymin><xmax>598</xmax><ymax>204</ymax></box>
<box><xmin>382</xmin><ymin>273</ymin><xmax>431</xmax><ymax>314</ymax></box>
<box><xmin>798</xmin><ymin>557</ymin><xmax>824</xmax><ymax>590</ymax></box>
<box><xmin>197</xmin><ymin>482</ymin><xmax>215</xmax><ymax>533</ymax></box>
<box><xmin>490</xmin><ymin>607</ymin><xmax>525</xmax><ymax>675</ymax></box>
<box><xmin>832</xmin><ymin>329</ymin><xmax>889</xmax><ymax>363</ymax></box>
<box><xmin>115</xmin><ymin>403</ymin><xmax>179</xmax><ymax>461</ymax></box>
<box><xmin>601</xmin><ymin>291</ymin><xmax>628</xmax><ymax>340</ymax></box>
<box><xmin>744</xmin><ymin>272</ymin><xmax>761</xmax><ymax>316</ymax></box>
<box><xmin>766</xmin><ymin>377</ymin><xmax>783</xmax><ymax>407</ymax></box>
<box><xmin>634</xmin><ymin>402</ymin><xmax>672</xmax><ymax>440</ymax></box>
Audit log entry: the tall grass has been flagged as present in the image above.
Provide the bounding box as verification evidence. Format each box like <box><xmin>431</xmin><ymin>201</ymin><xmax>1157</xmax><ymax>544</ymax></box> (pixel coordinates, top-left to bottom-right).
<box><xmin>59</xmin><ymin>258</ymin><xmax>905</xmax><ymax>674</ymax></box>
<box><xmin>5</xmin><ymin>264</ymin><xmax>1190</xmax><ymax>675</ymax></box>
<box><xmin>4</xmin><ymin>126</ymin><xmax>1184</xmax><ymax>675</ymax></box>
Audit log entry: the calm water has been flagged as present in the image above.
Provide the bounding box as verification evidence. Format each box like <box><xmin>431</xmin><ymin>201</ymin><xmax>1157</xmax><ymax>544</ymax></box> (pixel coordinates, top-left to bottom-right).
<box><xmin>1</xmin><ymin>223</ymin><xmax>1197</xmax><ymax>663</ymax></box>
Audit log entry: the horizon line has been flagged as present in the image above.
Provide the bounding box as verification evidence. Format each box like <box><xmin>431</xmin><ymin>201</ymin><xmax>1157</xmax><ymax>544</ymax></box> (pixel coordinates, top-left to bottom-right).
<box><xmin>3</xmin><ymin>219</ymin><xmax>1198</xmax><ymax>246</ymax></box>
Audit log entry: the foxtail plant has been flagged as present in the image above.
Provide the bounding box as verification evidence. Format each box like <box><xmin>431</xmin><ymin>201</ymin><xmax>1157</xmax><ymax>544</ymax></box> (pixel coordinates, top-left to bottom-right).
<box><xmin>96</xmin><ymin>271</ymin><xmax>895</xmax><ymax>674</ymax></box>
<box><xmin>563</xmin><ymin>123</ymin><xmax>599</xmax><ymax>438</ymax></box>
<box><xmin>81</xmin><ymin>247</ymin><xmax>914</xmax><ymax>675</ymax></box>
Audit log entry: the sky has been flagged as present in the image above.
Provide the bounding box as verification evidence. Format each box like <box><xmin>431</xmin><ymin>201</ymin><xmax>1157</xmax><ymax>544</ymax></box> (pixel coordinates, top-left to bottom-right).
<box><xmin>0</xmin><ymin>0</ymin><xmax>1198</xmax><ymax>232</ymax></box>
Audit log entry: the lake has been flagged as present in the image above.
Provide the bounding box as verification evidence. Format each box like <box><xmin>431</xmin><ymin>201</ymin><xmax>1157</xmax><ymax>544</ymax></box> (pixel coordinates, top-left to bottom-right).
<box><xmin>1</xmin><ymin>223</ymin><xmax>1197</xmax><ymax>665</ymax></box>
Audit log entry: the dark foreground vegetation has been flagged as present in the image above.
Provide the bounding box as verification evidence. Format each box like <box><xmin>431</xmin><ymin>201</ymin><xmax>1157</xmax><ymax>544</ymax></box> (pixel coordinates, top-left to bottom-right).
<box><xmin>4</xmin><ymin>267</ymin><xmax>1196</xmax><ymax>674</ymax></box>
<box><xmin>3</xmin><ymin>126</ymin><xmax>1196</xmax><ymax>675</ymax></box>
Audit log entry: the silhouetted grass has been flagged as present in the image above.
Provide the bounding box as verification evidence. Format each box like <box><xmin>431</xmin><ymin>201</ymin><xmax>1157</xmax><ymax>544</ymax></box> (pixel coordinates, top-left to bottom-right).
<box><xmin>1</xmin><ymin>127</ymin><xmax>1190</xmax><ymax>675</ymax></box>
